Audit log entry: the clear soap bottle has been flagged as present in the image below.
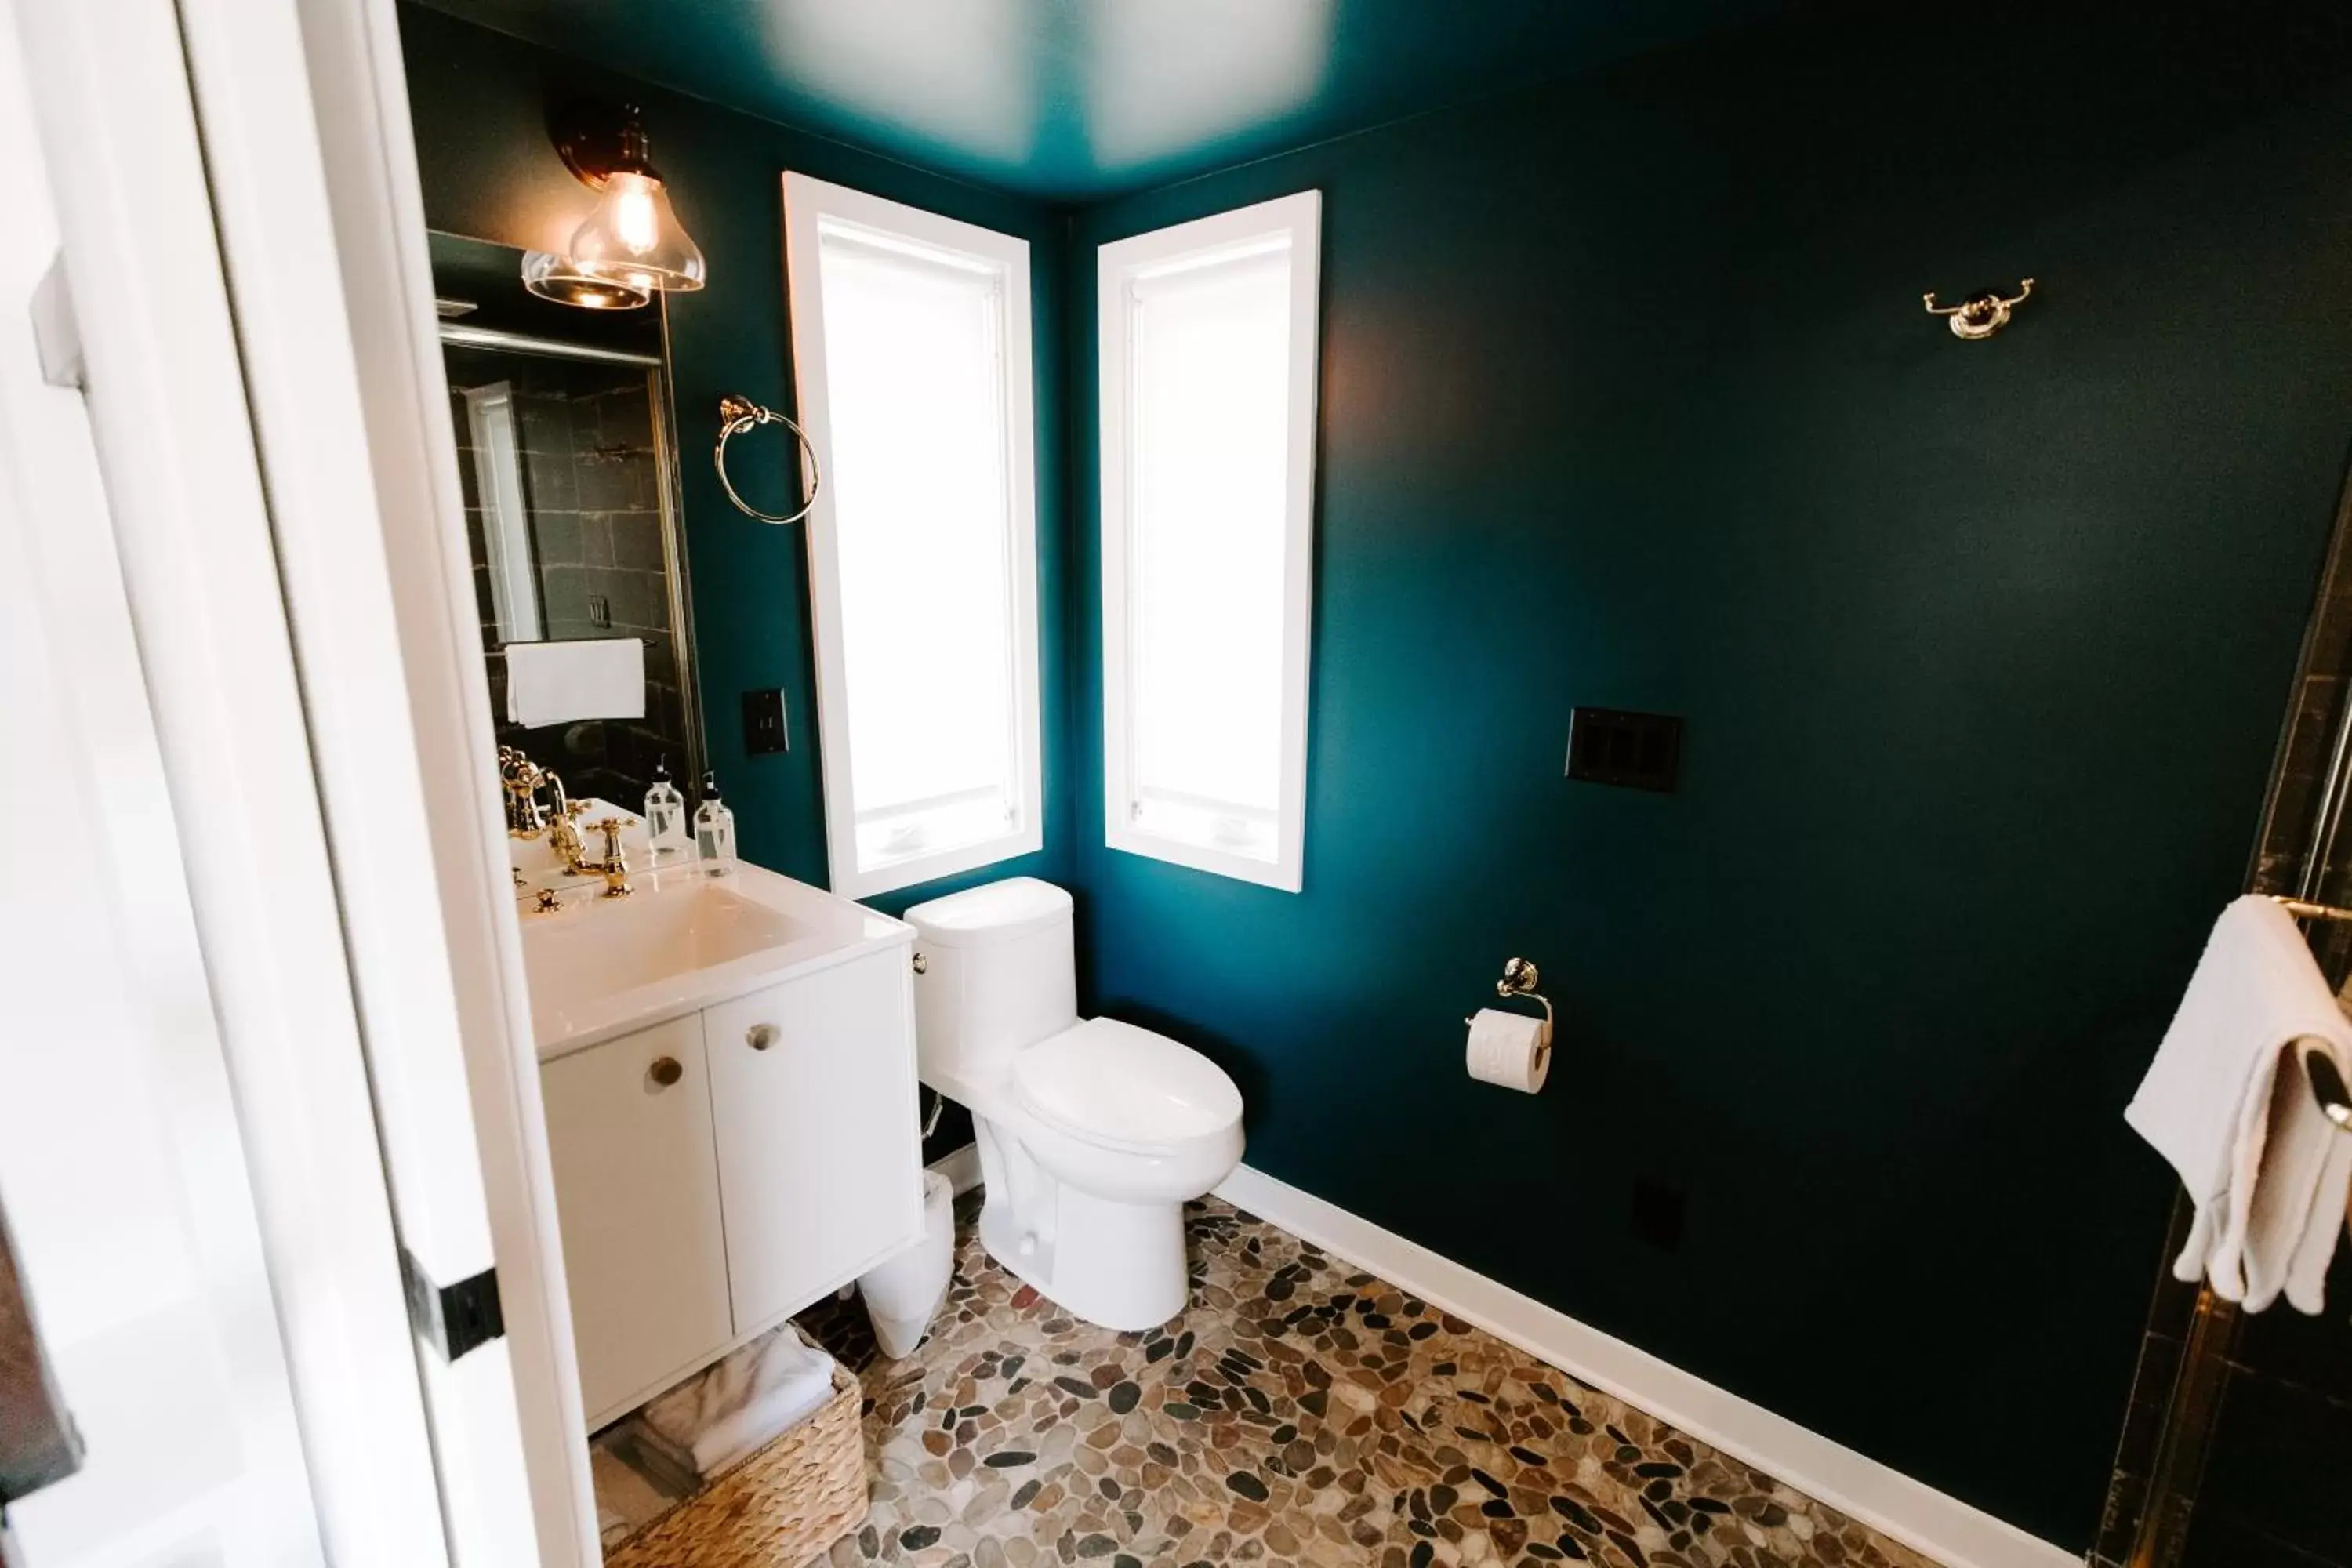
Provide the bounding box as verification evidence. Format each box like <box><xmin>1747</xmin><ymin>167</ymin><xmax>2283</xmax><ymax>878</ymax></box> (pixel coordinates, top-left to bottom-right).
<box><xmin>643</xmin><ymin>756</ymin><xmax>688</xmax><ymax>864</ymax></box>
<box><xmin>693</xmin><ymin>771</ymin><xmax>737</xmax><ymax>873</ymax></box>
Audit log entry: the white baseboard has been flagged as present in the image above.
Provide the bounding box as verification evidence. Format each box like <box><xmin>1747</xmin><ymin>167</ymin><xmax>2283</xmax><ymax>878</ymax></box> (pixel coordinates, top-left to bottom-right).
<box><xmin>1213</xmin><ymin>1163</ymin><xmax>2074</xmax><ymax>1568</ymax></box>
<box><xmin>929</xmin><ymin>1142</ymin><xmax>982</xmax><ymax>1197</ymax></box>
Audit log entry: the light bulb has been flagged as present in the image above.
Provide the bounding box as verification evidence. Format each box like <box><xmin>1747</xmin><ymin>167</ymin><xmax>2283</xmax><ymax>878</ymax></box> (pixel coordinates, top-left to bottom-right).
<box><xmin>609</xmin><ymin>172</ymin><xmax>660</xmax><ymax>254</ymax></box>
<box><xmin>570</xmin><ymin>169</ymin><xmax>705</xmax><ymax>294</ymax></box>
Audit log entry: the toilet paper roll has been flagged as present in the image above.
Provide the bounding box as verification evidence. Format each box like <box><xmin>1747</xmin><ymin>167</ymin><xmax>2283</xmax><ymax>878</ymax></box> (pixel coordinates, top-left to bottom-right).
<box><xmin>1466</xmin><ymin>1007</ymin><xmax>1550</xmax><ymax>1094</ymax></box>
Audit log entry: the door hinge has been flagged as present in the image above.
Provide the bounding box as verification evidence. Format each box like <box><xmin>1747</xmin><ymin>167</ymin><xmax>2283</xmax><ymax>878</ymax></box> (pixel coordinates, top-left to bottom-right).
<box><xmin>399</xmin><ymin>1247</ymin><xmax>505</xmax><ymax>1363</ymax></box>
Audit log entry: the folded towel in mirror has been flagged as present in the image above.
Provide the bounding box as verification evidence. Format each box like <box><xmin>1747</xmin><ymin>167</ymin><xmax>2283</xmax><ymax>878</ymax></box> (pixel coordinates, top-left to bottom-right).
<box><xmin>503</xmin><ymin>637</ymin><xmax>644</xmax><ymax>728</ymax></box>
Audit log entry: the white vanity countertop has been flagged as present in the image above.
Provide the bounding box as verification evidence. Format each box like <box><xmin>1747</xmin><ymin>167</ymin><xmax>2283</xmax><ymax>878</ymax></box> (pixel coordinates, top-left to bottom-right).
<box><xmin>519</xmin><ymin>857</ymin><xmax>912</xmax><ymax>1061</ymax></box>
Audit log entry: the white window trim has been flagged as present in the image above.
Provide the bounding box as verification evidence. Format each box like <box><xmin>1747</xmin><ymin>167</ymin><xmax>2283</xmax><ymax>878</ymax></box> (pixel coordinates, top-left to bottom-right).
<box><xmin>782</xmin><ymin>172</ymin><xmax>1045</xmax><ymax>899</ymax></box>
<box><xmin>1098</xmin><ymin>190</ymin><xmax>1321</xmax><ymax>893</ymax></box>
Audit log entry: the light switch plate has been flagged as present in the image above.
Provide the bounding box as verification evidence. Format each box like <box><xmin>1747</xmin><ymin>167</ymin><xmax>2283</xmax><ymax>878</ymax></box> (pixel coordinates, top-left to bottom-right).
<box><xmin>743</xmin><ymin>688</ymin><xmax>787</xmax><ymax>755</ymax></box>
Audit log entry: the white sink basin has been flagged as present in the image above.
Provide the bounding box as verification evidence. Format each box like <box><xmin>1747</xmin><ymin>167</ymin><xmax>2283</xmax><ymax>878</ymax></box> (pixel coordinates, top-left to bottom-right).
<box><xmin>524</xmin><ymin>881</ymin><xmax>808</xmax><ymax>995</ymax></box>
<box><xmin>518</xmin><ymin>860</ymin><xmax>909</xmax><ymax>1058</ymax></box>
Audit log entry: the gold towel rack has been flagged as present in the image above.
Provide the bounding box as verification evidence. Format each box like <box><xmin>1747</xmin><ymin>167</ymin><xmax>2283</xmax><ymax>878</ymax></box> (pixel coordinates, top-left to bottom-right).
<box><xmin>713</xmin><ymin>394</ymin><xmax>821</xmax><ymax>524</ymax></box>
<box><xmin>2266</xmin><ymin>896</ymin><xmax>2352</xmax><ymax>1131</ymax></box>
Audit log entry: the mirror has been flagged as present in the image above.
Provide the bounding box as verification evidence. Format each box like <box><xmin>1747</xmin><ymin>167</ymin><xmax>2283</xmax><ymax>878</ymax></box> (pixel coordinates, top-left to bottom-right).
<box><xmin>429</xmin><ymin>230</ymin><xmax>703</xmax><ymax>809</ymax></box>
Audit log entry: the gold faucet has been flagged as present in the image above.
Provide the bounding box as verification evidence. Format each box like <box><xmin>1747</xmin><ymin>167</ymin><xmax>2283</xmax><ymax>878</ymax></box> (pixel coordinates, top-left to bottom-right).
<box><xmin>590</xmin><ymin>817</ymin><xmax>632</xmax><ymax>898</ymax></box>
<box><xmin>498</xmin><ymin>746</ymin><xmax>630</xmax><ymax>894</ymax></box>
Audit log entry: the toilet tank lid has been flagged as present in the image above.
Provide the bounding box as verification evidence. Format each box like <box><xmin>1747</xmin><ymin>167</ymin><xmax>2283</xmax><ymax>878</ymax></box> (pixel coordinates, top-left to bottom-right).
<box><xmin>902</xmin><ymin>877</ymin><xmax>1073</xmax><ymax>949</ymax></box>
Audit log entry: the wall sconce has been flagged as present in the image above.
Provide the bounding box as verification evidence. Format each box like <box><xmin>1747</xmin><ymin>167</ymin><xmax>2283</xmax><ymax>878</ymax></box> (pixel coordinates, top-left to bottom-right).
<box><xmin>523</xmin><ymin>100</ymin><xmax>707</xmax><ymax>308</ymax></box>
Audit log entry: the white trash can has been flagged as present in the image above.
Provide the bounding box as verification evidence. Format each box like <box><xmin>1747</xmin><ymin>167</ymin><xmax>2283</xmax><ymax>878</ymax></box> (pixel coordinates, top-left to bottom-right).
<box><xmin>858</xmin><ymin>1168</ymin><xmax>954</xmax><ymax>1359</ymax></box>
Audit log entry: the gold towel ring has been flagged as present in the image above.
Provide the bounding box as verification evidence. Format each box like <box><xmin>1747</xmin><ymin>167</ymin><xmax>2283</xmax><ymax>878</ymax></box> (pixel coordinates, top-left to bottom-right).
<box><xmin>713</xmin><ymin>394</ymin><xmax>821</xmax><ymax>524</ymax></box>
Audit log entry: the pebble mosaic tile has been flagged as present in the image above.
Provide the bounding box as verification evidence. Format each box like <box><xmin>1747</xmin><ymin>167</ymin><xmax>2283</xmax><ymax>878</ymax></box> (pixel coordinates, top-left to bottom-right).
<box><xmin>592</xmin><ymin>1196</ymin><xmax>1940</xmax><ymax>1568</ymax></box>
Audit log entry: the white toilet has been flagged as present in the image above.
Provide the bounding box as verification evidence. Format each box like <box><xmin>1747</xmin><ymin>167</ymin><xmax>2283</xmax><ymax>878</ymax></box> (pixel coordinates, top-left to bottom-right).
<box><xmin>902</xmin><ymin>877</ymin><xmax>1243</xmax><ymax>1332</ymax></box>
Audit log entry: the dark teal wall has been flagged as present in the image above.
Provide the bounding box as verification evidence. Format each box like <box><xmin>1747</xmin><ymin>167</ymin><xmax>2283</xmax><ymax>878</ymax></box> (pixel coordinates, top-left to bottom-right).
<box><xmin>403</xmin><ymin>0</ymin><xmax>2352</xmax><ymax>1550</ymax></box>
<box><xmin>397</xmin><ymin>2</ymin><xmax>1073</xmax><ymax>921</ymax></box>
<box><xmin>1067</xmin><ymin>11</ymin><xmax>2352</xmax><ymax>1552</ymax></box>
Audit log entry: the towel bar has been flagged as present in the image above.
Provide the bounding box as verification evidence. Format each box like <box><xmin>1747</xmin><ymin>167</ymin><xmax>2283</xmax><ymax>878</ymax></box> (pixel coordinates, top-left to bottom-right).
<box><xmin>2265</xmin><ymin>896</ymin><xmax>2352</xmax><ymax>1131</ymax></box>
<box><xmin>485</xmin><ymin>636</ymin><xmax>659</xmax><ymax>659</ymax></box>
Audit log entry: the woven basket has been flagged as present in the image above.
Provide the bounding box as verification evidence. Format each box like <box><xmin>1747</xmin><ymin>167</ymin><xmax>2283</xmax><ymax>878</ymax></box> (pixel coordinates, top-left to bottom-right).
<box><xmin>605</xmin><ymin>1365</ymin><xmax>867</xmax><ymax>1568</ymax></box>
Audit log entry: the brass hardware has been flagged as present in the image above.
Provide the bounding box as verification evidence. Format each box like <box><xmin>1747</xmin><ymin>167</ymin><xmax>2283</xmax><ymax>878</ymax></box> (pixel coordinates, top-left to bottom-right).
<box><xmin>548</xmin><ymin>811</ymin><xmax>592</xmax><ymax>875</ymax></box>
<box><xmin>1465</xmin><ymin>956</ymin><xmax>1555</xmax><ymax>1036</ymax></box>
<box><xmin>2267</xmin><ymin>895</ymin><xmax>2352</xmax><ymax>923</ymax></box>
<box><xmin>714</xmin><ymin>394</ymin><xmax>821</xmax><ymax>525</ymax></box>
<box><xmin>499</xmin><ymin>744</ymin><xmax>554</xmax><ymax>837</ymax></box>
<box><xmin>593</xmin><ymin>817</ymin><xmax>633</xmax><ymax>898</ymax></box>
<box><xmin>648</xmin><ymin>1056</ymin><xmax>683</xmax><ymax>1088</ymax></box>
<box><xmin>532</xmin><ymin>888</ymin><xmax>562</xmax><ymax>915</ymax></box>
<box><xmin>550</xmin><ymin>98</ymin><xmax>654</xmax><ymax>193</ymax></box>
<box><xmin>746</xmin><ymin>1023</ymin><xmax>779</xmax><ymax>1051</ymax></box>
<box><xmin>911</xmin><ymin>951</ymin><xmax>928</xmax><ymax>975</ymax></box>
<box><xmin>1922</xmin><ymin>278</ymin><xmax>2034</xmax><ymax>339</ymax></box>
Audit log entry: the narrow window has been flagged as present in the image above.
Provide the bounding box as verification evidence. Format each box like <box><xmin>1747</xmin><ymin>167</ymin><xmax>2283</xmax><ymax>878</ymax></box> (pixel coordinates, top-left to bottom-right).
<box><xmin>1098</xmin><ymin>192</ymin><xmax>1320</xmax><ymax>891</ymax></box>
<box><xmin>783</xmin><ymin>174</ymin><xmax>1043</xmax><ymax>898</ymax></box>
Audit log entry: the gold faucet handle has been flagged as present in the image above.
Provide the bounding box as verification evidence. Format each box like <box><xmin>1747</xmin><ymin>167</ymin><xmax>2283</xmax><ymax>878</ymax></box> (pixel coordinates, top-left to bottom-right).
<box><xmin>591</xmin><ymin>818</ymin><xmax>633</xmax><ymax>898</ymax></box>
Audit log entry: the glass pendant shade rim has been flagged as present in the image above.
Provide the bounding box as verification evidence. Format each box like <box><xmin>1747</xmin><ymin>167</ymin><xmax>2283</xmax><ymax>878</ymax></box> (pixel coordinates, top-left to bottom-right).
<box><xmin>568</xmin><ymin>170</ymin><xmax>708</xmax><ymax>294</ymax></box>
<box><xmin>518</xmin><ymin>249</ymin><xmax>652</xmax><ymax>310</ymax></box>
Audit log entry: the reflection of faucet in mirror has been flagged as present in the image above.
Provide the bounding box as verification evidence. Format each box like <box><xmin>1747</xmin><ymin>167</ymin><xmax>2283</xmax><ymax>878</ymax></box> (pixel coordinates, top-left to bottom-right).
<box><xmin>498</xmin><ymin>743</ymin><xmax>572</xmax><ymax>837</ymax></box>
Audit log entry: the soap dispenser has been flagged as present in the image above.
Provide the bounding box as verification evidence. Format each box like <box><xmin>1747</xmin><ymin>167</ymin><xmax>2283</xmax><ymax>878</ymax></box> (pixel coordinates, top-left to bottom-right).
<box><xmin>693</xmin><ymin>771</ymin><xmax>737</xmax><ymax>873</ymax></box>
<box><xmin>643</xmin><ymin>757</ymin><xmax>688</xmax><ymax>864</ymax></box>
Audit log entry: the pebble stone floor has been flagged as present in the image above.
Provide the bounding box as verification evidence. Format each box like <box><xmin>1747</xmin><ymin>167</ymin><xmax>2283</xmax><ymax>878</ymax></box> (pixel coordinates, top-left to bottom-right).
<box><xmin>592</xmin><ymin>1196</ymin><xmax>1938</xmax><ymax>1568</ymax></box>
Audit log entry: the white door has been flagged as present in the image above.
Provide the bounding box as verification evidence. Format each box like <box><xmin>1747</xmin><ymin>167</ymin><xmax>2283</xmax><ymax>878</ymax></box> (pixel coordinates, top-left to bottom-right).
<box><xmin>0</xmin><ymin>15</ymin><xmax>335</xmax><ymax>1565</ymax></box>
<box><xmin>4</xmin><ymin>0</ymin><xmax>583</xmax><ymax>1561</ymax></box>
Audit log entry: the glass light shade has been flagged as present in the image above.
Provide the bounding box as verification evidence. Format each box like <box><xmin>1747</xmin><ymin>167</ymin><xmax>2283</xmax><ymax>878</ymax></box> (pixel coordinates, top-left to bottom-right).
<box><xmin>568</xmin><ymin>171</ymin><xmax>706</xmax><ymax>294</ymax></box>
<box><xmin>518</xmin><ymin>249</ymin><xmax>650</xmax><ymax>310</ymax></box>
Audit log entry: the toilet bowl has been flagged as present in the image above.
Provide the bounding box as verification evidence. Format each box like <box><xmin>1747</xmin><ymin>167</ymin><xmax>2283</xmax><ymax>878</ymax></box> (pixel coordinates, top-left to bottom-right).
<box><xmin>903</xmin><ymin>879</ymin><xmax>1244</xmax><ymax>1331</ymax></box>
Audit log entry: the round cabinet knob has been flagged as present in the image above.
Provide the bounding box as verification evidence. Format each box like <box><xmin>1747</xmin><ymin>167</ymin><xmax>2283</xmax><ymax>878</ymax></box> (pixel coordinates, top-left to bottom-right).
<box><xmin>746</xmin><ymin>1023</ymin><xmax>779</xmax><ymax>1051</ymax></box>
<box><xmin>911</xmin><ymin>951</ymin><xmax>928</xmax><ymax>975</ymax></box>
<box><xmin>648</xmin><ymin>1056</ymin><xmax>683</xmax><ymax>1087</ymax></box>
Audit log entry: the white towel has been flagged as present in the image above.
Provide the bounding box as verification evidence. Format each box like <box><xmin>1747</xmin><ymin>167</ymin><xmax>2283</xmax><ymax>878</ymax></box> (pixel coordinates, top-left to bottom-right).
<box><xmin>641</xmin><ymin>1326</ymin><xmax>837</xmax><ymax>1479</ymax></box>
<box><xmin>503</xmin><ymin>637</ymin><xmax>644</xmax><ymax>728</ymax></box>
<box><xmin>2125</xmin><ymin>895</ymin><xmax>2352</xmax><ymax>1313</ymax></box>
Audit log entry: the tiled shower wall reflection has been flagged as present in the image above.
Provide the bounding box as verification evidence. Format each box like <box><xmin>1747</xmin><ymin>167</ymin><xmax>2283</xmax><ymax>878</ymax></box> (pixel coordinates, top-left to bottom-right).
<box><xmin>445</xmin><ymin>343</ymin><xmax>691</xmax><ymax>809</ymax></box>
<box><xmin>2091</xmin><ymin>478</ymin><xmax>2352</xmax><ymax>1568</ymax></box>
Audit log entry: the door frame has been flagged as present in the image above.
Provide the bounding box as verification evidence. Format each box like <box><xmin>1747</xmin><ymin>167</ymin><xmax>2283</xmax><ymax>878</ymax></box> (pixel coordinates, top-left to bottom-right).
<box><xmin>12</xmin><ymin>0</ymin><xmax>595</xmax><ymax>1560</ymax></box>
<box><xmin>170</xmin><ymin>0</ymin><xmax>595</xmax><ymax>1557</ymax></box>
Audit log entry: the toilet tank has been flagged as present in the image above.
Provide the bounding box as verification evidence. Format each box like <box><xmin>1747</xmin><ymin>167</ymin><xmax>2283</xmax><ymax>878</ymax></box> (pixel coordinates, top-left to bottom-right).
<box><xmin>902</xmin><ymin>878</ymin><xmax>1078</xmax><ymax>1091</ymax></box>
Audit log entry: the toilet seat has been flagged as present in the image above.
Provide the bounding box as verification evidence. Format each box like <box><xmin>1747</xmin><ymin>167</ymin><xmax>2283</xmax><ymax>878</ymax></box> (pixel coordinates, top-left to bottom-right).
<box><xmin>1012</xmin><ymin>1018</ymin><xmax>1242</xmax><ymax>1156</ymax></box>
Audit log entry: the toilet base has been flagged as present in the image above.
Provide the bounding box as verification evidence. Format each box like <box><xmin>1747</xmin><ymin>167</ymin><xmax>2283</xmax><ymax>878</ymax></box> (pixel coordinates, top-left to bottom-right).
<box><xmin>973</xmin><ymin>1120</ymin><xmax>1192</xmax><ymax>1332</ymax></box>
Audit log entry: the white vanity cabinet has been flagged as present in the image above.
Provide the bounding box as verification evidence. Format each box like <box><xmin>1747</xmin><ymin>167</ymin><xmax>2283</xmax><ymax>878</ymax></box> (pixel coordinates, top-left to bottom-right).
<box><xmin>539</xmin><ymin>1013</ymin><xmax>731</xmax><ymax>1423</ymax></box>
<box><xmin>706</xmin><ymin>949</ymin><xmax>921</xmax><ymax>1331</ymax></box>
<box><xmin>537</xmin><ymin>942</ymin><xmax>920</xmax><ymax>1428</ymax></box>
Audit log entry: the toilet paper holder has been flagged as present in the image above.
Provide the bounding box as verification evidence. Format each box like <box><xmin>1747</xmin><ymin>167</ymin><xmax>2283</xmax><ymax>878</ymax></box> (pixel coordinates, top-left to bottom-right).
<box><xmin>1467</xmin><ymin>956</ymin><xmax>1554</xmax><ymax>1037</ymax></box>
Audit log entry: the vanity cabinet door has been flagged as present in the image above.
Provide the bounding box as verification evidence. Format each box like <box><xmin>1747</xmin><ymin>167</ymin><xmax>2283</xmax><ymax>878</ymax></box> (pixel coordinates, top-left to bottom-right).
<box><xmin>704</xmin><ymin>947</ymin><xmax>921</xmax><ymax>1334</ymax></box>
<box><xmin>539</xmin><ymin>1014</ymin><xmax>732</xmax><ymax>1425</ymax></box>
